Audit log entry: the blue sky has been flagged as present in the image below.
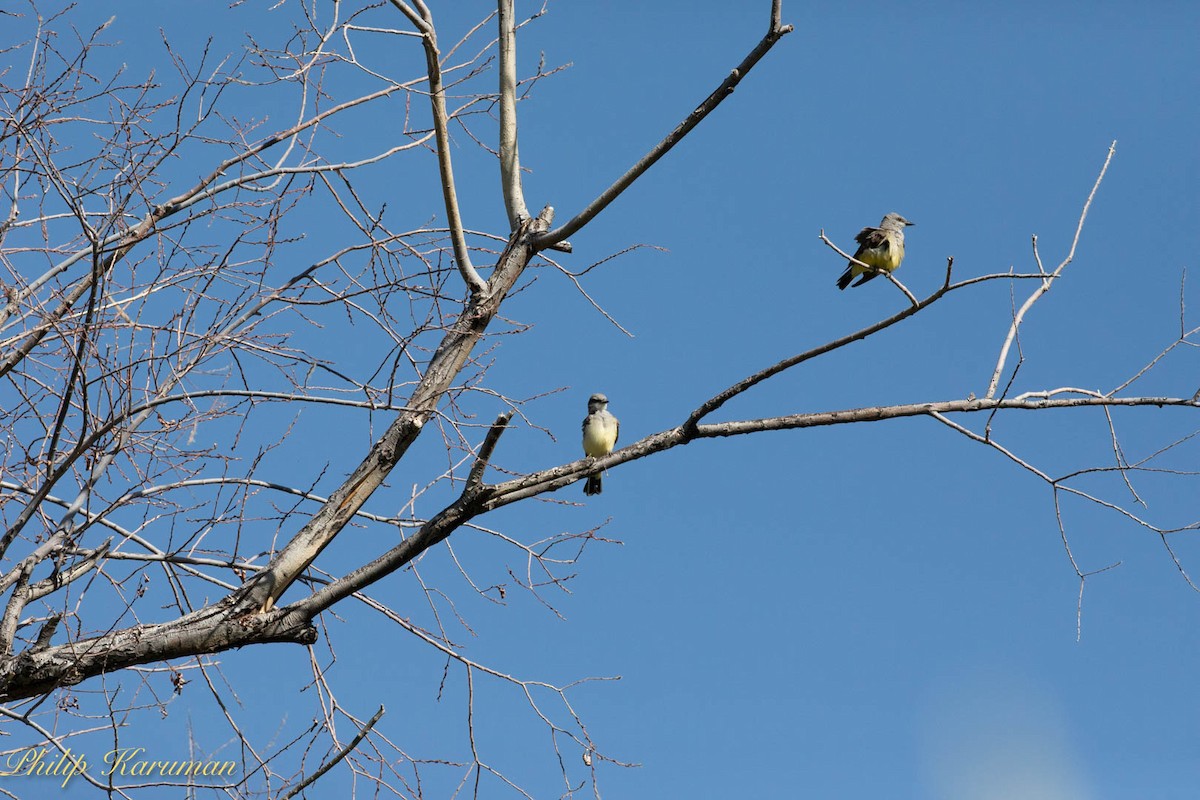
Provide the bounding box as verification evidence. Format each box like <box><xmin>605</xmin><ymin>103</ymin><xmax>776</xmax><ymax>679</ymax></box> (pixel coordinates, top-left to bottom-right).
<box><xmin>7</xmin><ymin>1</ymin><xmax>1200</xmax><ymax>798</ymax></box>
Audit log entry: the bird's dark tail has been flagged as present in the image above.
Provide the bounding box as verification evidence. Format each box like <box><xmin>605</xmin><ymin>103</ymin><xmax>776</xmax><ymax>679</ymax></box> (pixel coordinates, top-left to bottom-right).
<box><xmin>584</xmin><ymin>475</ymin><xmax>602</xmax><ymax>495</ymax></box>
<box><xmin>836</xmin><ymin>267</ymin><xmax>853</xmax><ymax>290</ymax></box>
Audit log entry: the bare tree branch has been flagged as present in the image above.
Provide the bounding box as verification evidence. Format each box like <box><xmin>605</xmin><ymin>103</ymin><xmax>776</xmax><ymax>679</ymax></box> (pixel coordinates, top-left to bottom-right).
<box><xmin>0</xmin><ymin>6</ymin><xmax>1191</xmax><ymax>798</ymax></box>
<box><xmin>987</xmin><ymin>140</ymin><xmax>1118</xmax><ymax>398</ymax></box>
<box><xmin>236</xmin><ymin>207</ymin><xmax>555</xmax><ymax>615</ymax></box>
<box><xmin>482</xmin><ymin>393</ymin><xmax>1200</xmax><ymax>511</ymax></box>
<box><xmin>531</xmin><ymin>12</ymin><xmax>793</xmax><ymax>249</ymax></box>
<box><xmin>497</xmin><ymin>0</ymin><xmax>529</xmax><ymax>228</ymax></box>
<box><xmin>276</xmin><ymin>389</ymin><xmax>1199</xmax><ymax>627</ymax></box>
<box><xmin>387</xmin><ymin>0</ymin><xmax>488</xmax><ymax>295</ymax></box>
<box><xmin>466</xmin><ymin>411</ymin><xmax>514</xmax><ymax>488</ymax></box>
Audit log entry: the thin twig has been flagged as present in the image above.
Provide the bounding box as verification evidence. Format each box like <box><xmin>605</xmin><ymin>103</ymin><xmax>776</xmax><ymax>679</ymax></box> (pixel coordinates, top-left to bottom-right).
<box><xmin>278</xmin><ymin>706</ymin><xmax>386</xmax><ymax>800</ymax></box>
<box><xmin>987</xmin><ymin>141</ymin><xmax>1117</xmax><ymax>398</ymax></box>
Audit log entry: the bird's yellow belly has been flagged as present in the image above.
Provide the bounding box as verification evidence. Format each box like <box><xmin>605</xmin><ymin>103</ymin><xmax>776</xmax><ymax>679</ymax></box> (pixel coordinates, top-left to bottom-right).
<box><xmin>583</xmin><ymin>424</ymin><xmax>616</xmax><ymax>457</ymax></box>
<box><xmin>859</xmin><ymin>243</ymin><xmax>904</xmax><ymax>273</ymax></box>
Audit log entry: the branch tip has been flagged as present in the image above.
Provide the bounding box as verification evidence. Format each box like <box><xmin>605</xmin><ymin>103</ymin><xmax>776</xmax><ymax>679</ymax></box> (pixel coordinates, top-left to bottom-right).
<box><xmin>466</xmin><ymin>411</ymin><xmax>515</xmax><ymax>489</ymax></box>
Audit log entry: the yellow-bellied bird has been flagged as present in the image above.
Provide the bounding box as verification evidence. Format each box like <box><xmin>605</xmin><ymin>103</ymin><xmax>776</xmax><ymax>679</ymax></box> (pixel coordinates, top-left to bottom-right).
<box><xmin>581</xmin><ymin>393</ymin><xmax>619</xmax><ymax>495</ymax></box>
<box><xmin>836</xmin><ymin>212</ymin><xmax>915</xmax><ymax>290</ymax></box>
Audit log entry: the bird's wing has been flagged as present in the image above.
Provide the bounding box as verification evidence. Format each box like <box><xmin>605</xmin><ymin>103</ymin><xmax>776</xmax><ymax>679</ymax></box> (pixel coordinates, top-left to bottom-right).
<box><xmin>853</xmin><ymin>226</ymin><xmax>891</xmax><ymax>252</ymax></box>
<box><xmin>614</xmin><ymin>417</ymin><xmax>619</xmax><ymax>445</ymax></box>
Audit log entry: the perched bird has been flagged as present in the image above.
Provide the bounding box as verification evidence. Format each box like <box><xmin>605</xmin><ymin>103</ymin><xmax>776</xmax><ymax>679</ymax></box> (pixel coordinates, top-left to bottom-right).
<box><xmin>836</xmin><ymin>212</ymin><xmax>915</xmax><ymax>290</ymax></box>
<box><xmin>581</xmin><ymin>393</ymin><xmax>619</xmax><ymax>495</ymax></box>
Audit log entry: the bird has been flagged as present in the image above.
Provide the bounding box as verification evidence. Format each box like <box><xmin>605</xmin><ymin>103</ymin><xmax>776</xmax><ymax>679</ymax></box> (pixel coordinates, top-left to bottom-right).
<box><xmin>836</xmin><ymin>212</ymin><xmax>915</xmax><ymax>290</ymax></box>
<box><xmin>581</xmin><ymin>393</ymin><xmax>619</xmax><ymax>495</ymax></box>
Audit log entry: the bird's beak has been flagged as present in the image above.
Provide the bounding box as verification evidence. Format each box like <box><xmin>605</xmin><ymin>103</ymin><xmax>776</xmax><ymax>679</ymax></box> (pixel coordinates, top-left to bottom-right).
<box><xmin>905</xmin><ymin>220</ymin><xmax>916</xmax><ymax>226</ymax></box>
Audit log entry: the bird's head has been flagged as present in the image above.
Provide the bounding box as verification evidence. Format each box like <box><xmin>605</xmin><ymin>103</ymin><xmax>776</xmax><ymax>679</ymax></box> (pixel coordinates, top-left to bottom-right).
<box><xmin>881</xmin><ymin>212</ymin><xmax>914</xmax><ymax>230</ymax></box>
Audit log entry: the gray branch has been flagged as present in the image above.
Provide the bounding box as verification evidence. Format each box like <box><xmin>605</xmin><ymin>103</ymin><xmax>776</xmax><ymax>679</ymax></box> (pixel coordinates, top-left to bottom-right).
<box><xmin>388</xmin><ymin>0</ymin><xmax>488</xmax><ymax>295</ymax></box>
<box><xmin>498</xmin><ymin>0</ymin><xmax>529</xmax><ymax>228</ymax></box>
<box><xmin>531</xmin><ymin>6</ymin><xmax>793</xmax><ymax>250</ymax></box>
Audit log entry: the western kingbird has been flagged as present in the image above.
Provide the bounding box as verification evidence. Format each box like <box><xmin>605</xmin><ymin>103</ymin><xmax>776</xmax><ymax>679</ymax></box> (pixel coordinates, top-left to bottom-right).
<box><xmin>581</xmin><ymin>393</ymin><xmax>619</xmax><ymax>495</ymax></box>
<box><xmin>836</xmin><ymin>212</ymin><xmax>915</xmax><ymax>290</ymax></box>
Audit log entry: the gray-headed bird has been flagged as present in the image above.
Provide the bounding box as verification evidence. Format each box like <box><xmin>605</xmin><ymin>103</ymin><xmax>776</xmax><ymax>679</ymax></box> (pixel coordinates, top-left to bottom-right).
<box><xmin>836</xmin><ymin>212</ymin><xmax>915</xmax><ymax>290</ymax></box>
<box><xmin>581</xmin><ymin>393</ymin><xmax>619</xmax><ymax>495</ymax></box>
